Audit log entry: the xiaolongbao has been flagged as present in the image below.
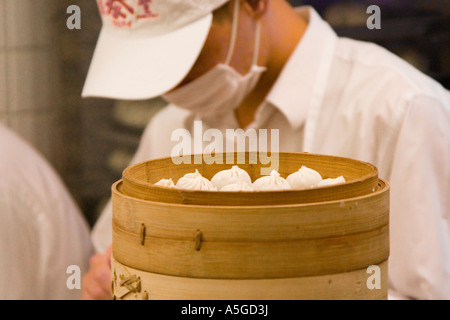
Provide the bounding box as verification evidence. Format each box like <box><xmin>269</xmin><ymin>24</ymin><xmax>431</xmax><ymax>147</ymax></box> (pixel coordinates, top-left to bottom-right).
<box><xmin>154</xmin><ymin>178</ymin><xmax>175</xmax><ymax>188</ymax></box>
<box><xmin>176</xmin><ymin>170</ymin><xmax>217</xmax><ymax>191</ymax></box>
<box><xmin>220</xmin><ymin>181</ymin><xmax>254</xmax><ymax>192</ymax></box>
<box><xmin>287</xmin><ymin>166</ymin><xmax>323</xmax><ymax>189</ymax></box>
<box><xmin>318</xmin><ymin>176</ymin><xmax>346</xmax><ymax>186</ymax></box>
<box><xmin>252</xmin><ymin>170</ymin><xmax>291</xmax><ymax>191</ymax></box>
<box><xmin>210</xmin><ymin>166</ymin><xmax>252</xmax><ymax>191</ymax></box>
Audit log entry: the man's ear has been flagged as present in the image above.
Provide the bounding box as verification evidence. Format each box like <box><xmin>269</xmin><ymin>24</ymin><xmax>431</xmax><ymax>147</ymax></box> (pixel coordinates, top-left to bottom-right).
<box><xmin>242</xmin><ymin>0</ymin><xmax>268</xmax><ymax>18</ymax></box>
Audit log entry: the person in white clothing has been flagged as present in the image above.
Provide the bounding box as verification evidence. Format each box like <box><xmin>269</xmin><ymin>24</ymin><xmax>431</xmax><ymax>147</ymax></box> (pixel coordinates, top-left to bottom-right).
<box><xmin>82</xmin><ymin>0</ymin><xmax>450</xmax><ymax>300</ymax></box>
<box><xmin>0</xmin><ymin>124</ymin><xmax>93</xmax><ymax>299</ymax></box>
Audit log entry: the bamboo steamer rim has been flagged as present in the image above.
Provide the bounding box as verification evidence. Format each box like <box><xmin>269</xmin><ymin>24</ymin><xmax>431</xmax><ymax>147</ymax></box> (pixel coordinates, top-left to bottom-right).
<box><xmin>112</xmin><ymin>178</ymin><xmax>389</xmax><ymax>242</ymax></box>
<box><xmin>121</xmin><ymin>152</ymin><xmax>379</xmax><ymax>205</ymax></box>
<box><xmin>123</xmin><ymin>152</ymin><xmax>378</xmax><ymax>190</ymax></box>
<box><xmin>113</xmin><ymin>178</ymin><xmax>389</xmax><ymax>210</ymax></box>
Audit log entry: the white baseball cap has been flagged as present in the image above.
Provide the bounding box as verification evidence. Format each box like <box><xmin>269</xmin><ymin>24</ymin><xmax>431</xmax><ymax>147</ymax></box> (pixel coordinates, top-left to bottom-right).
<box><xmin>82</xmin><ymin>0</ymin><xmax>231</xmax><ymax>100</ymax></box>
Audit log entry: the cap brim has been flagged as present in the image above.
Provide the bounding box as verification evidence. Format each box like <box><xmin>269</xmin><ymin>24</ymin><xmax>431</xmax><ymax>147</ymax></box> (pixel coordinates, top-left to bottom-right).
<box><xmin>82</xmin><ymin>14</ymin><xmax>212</xmax><ymax>100</ymax></box>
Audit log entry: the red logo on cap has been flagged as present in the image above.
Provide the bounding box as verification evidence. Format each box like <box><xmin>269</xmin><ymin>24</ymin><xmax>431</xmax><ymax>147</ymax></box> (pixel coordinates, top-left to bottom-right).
<box><xmin>137</xmin><ymin>0</ymin><xmax>158</xmax><ymax>19</ymax></box>
<box><xmin>98</xmin><ymin>0</ymin><xmax>158</xmax><ymax>27</ymax></box>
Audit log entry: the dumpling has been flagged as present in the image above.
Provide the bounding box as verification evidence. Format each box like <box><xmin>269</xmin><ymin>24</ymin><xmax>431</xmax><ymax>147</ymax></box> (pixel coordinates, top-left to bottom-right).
<box><xmin>176</xmin><ymin>169</ymin><xmax>217</xmax><ymax>191</ymax></box>
<box><xmin>287</xmin><ymin>166</ymin><xmax>323</xmax><ymax>189</ymax></box>
<box><xmin>211</xmin><ymin>166</ymin><xmax>252</xmax><ymax>191</ymax></box>
<box><xmin>318</xmin><ymin>176</ymin><xmax>346</xmax><ymax>186</ymax></box>
<box><xmin>252</xmin><ymin>170</ymin><xmax>291</xmax><ymax>191</ymax></box>
<box><xmin>220</xmin><ymin>181</ymin><xmax>254</xmax><ymax>192</ymax></box>
<box><xmin>154</xmin><ymin>178</ymin><xmax>175</xmax><ymax>188</ymax></box>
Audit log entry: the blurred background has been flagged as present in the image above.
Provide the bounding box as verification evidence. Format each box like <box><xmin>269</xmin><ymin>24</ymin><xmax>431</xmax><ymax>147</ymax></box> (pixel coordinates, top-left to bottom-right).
<box><xmin>0</xmin><ymin>0</ymin><xmax>449</xmax><ymax>227</ymax></box>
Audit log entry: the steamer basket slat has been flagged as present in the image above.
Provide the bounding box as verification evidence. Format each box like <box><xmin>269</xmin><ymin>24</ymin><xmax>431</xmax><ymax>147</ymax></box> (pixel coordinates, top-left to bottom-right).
<box><xmin>112</xmin><ymin>257</ymin><xmax>389</xmax><ymax>300</ymax></box>
<box><xmin>113</xmin><ymin>223</ymin><xmax>389</xmax><ymax>279</ymax></box>
<box><xmin>113</xmin><ymin>180</ymin><xmax>389</xmax><ymax>241</ymax></box>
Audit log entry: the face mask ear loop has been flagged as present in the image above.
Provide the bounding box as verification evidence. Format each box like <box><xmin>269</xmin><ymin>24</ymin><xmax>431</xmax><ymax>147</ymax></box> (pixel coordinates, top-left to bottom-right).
<box><xmin>225</xmin><ymin>0</ymin><xmax>240</xmax><ymax>66</ymax></box>
<box><xmin>252</xmin><ymin>18</ymin><xmax>262</xmax><ymax>66</ymax></box>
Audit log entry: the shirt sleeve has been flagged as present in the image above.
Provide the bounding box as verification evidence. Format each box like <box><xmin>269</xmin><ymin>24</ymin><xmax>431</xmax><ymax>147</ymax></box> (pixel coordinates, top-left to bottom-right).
<box><xmin>0</xmin><ymin>174</ymin><xmax>94</xmax><ymax>300</ymax></box>
<box><xmin>387</xmin><ymin>94</ymin><xmax>450</xmax><ymax>299</ymax></box>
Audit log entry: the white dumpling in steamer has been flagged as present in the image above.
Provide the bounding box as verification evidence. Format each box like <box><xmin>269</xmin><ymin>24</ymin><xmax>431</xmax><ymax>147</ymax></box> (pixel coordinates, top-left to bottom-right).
<box><xmin>287</xmin><ymin>166</ymin><xmax>323</xmax><ymax>189</ymax></box>
<box><xmin>252</xmin><ymin>170</ymin><xmax>291</xmax><ymax>191</ymax></box>
<box><xmin>220</xmin><ymin>181</ymin><xmax>254</xmax><ymax>192</ymax></box>
<box><xmin>154</xmin><ymin>178</ymin><xmax>175</xmax><ymax>188</ymax></box>
<box><xmin>318</xmin><ymin>176</ymin><xmax>346</xmax><ymax>186</ymax></box>
<box><xmin>211</xmin><ymin>166</ymin><xmax>252</xmax><ymax>191</ymax></box>
<box><xmin>176</xmin><ymin>169</ymin><xmax>217</xmax><ymax>191</ymax></box>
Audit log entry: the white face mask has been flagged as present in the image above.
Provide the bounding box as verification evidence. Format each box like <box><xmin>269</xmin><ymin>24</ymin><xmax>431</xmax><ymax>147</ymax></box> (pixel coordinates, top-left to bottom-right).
<box><xmin>163</xmin><ymin>0</ymin><xmax>266</xmax><ymax>119</ymax></box>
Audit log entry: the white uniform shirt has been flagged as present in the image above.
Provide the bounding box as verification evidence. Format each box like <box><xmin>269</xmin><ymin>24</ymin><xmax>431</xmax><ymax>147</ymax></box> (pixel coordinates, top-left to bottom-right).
<box><xmin>93</xmin><ymin>7</ymin><xmax>450</xmax><ymax>300</ymax></box>
<box><xmin>0</xmin><ymin>125</ymin><xmax>94</xmax><ymax>300</ymax></box>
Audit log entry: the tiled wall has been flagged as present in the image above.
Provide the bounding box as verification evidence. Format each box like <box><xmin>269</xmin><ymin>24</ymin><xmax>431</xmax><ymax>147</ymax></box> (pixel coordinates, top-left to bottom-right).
<box><xmin>0</xmin><ymin>0</ymin><xmax>65</xmax><ymax>173</ymax></box>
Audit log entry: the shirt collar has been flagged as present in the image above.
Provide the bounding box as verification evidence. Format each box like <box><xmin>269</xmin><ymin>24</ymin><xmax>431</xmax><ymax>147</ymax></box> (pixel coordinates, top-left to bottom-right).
<box><xmin>266</xmin><ymin>6</ymin><xmax>338</xmax><ymax>130</ymax></box>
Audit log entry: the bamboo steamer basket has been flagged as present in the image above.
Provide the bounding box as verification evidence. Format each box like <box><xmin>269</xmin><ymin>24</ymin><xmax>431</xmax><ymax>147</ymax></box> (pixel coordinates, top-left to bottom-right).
<box><xmin>112</xmin><ymin>152</ymin><xmax>390</xmax><ymax>300</ymax></box>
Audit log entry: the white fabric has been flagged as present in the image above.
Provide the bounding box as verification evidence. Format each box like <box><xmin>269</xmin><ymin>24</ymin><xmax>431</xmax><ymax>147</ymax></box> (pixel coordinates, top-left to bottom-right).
<box><xmin>92</xmin><ymin>7</ymin><xmax>450</xmax><ymax>300</ymax></box>
<box><xmin>82</xmin><ymin>0</ymin><xmax>230</xmax><ymax>99</ymax></box>
<box><xmin>0</xmin><ymin>125</ymin><xmax>93</xmax><ymax>300</ymax></box>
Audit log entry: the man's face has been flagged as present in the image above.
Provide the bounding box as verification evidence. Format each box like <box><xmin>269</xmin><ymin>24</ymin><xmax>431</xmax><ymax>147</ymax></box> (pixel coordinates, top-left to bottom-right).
<box><xmin>173</xmin><ymin>7</ymin><xmax>233</xmax><ymax>89</ymax></box>
<box><xmin>171</xmin><ymin>1</ymin><xmax>257</xmax><ymax>90</ymax></box>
